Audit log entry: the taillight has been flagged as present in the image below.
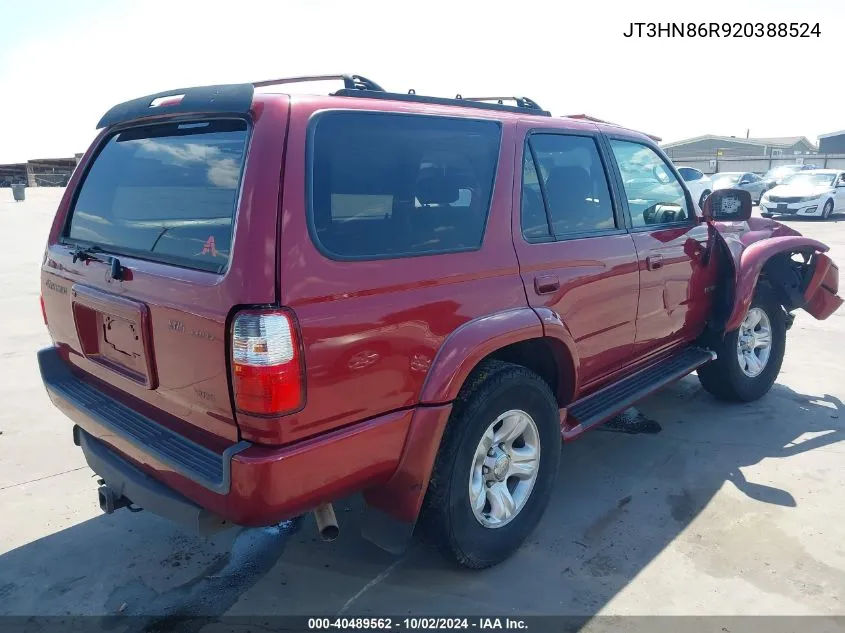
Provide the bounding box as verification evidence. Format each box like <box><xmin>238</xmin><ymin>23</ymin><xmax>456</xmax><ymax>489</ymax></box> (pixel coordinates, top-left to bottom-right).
<box><xmin>231</xmin><ymin>310</ymin><xmax>303</xmax><ymax>416</ymax></box>
<box><xmin>40</xmin><ymin>294</ymin><xmax>48</xmax><ymax>326</ymax></box>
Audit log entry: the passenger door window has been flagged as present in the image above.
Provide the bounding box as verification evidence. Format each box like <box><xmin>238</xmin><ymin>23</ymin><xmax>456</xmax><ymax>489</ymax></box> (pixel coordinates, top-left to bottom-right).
<box><xmin>609</xmin><ymin>140</ymin><xmax>690</xmax><ymax>228</ymax></box>
<box><xmin>520</xmin><ymin>134</ymin><xmax>617</xmax><ymax>240</ymax></box>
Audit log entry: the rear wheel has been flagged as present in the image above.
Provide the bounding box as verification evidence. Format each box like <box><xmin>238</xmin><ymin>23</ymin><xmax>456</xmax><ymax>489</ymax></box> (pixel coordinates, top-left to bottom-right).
<box><xmin>699</xmin><ymin>190</ymin><xmax>711</xmax><ymax>207</ymax></box>
<box><xmin>419</xmin><ymin>360</ymin><xmax>560</xmax><ymax>569</ymax></box>
<box><xmin>822</xmin><ymin>199</ymin><xmax>834</xmax><ymax>220</ymax></box>
<box><xmin>698</xmin><ymin>288</ymin><xmax>786</xmax><ymax>402</ymax></box>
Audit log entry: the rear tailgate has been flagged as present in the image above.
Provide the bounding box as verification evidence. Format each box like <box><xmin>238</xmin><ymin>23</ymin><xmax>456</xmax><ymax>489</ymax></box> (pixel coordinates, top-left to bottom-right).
<box><xmin>41</xmin><ymin>93</ymin><xmax>288</xmax><ymax>448</ymax></box>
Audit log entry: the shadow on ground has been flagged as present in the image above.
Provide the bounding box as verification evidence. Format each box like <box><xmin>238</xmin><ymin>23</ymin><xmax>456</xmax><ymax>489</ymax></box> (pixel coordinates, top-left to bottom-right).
<box><xmin>1</xmin><ymin>378</ymin><xmax>843</xmax><ymax>625</ymax></box>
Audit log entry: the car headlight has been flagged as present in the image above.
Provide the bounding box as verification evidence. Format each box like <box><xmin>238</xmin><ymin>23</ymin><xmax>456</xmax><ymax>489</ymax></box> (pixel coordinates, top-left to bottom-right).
<box><xmin>798</xmin><ymin>195</ymin><xmax>820</xmax><ymax>203</ymax></box>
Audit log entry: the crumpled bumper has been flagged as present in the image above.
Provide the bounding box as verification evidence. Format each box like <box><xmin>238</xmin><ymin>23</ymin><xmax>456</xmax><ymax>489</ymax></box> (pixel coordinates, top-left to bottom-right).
<box><xmin>804</xmin><ymin>253</ymin><xmax>843</xmax><ymax>320</ymax></box>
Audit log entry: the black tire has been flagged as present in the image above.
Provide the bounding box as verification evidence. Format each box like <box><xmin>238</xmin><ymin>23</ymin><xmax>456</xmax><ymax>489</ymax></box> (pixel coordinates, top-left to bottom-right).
<box><xmin>822</xmin><ymin>199</ymin><xmax>834</xmax><ymax>220</ymax></box>
<box><xmin>761</xmin><ymin>212</ymin><xmax>773</xmax><ymax>219</ymax></box>
<box><xmin>699</xmin><ymin>190</ymin><xmax>711</xmax><ymax>207</ymax></box>
<box><xmin>418</xmin><ymin>360</ymin><xmax>560</xmax><ymax>569</ymax></box>
<box><xmin>698</xmin><ymin>287</ymin><xmax>786</xmax><ymax>402</ymax></box>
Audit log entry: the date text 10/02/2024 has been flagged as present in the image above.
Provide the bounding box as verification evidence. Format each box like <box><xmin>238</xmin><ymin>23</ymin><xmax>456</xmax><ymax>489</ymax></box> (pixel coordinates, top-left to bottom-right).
<box><xmin>623</xmin><ymin>22</ymin><xmax>821</xmax><ymax>38</ymax></box>
<box><xmin>308</xmin><ymin>618</ymin><xmax>528</xmax><ymax>630</ymax></box>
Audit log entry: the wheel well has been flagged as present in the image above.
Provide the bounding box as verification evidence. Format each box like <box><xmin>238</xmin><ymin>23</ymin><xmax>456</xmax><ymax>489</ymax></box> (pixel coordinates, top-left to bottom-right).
<box><xmin>483</xmin><ymin>337</ymin><xmax>574</xmax><ymax>408</ymax></box>
<box><xmin>759</xmin><ymin>249</ymin><xmax>815</xmax><ymax>312</ymax></box>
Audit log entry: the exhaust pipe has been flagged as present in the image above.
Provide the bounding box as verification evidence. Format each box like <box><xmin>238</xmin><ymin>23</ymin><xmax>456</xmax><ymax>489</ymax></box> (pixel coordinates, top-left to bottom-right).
<box><xmin>313</xmin><ymin>503</ymin><xmax>339</xmax><ymax>542</ymax></box>
<box><xmin>97</xmin><ymin>485</ymin><xmax>129</xmax><ymax>514</ymax></box>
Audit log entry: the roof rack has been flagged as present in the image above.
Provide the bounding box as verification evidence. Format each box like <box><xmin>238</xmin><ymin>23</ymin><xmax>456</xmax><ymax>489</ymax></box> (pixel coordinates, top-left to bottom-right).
<box><xmin>334</xmin><ymin>89</ymin><xmax>552</xmax><ymax>117</ymax></box>
<box><xmin>96</xmin><ymin>74</ymin><xmax>550</xmax><ymax>129</ymax></box>
<box><xmin>252</xmin><ymin>73</ymin><xmax>385</xmax><ymax>92</ymax></box>
<box><xmin>565</xmin><ymin>114</ymin><xmax>662</xmax><ymax>142</ymax></box>
<box><xmin>460</xmin><ymin>96</ymin><xmax>546</xmax><ymax>112</ymax></box>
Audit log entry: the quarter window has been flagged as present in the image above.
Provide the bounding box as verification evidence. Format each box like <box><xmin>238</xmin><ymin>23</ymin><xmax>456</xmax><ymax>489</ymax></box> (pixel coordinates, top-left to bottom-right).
<box><xmin>520</xmin><ymin>134</ymin><xmax>616</xmax><ymax>239</ymax></box>
<box><xmin>310</xmin><ymin>112</ymin><xmax>501</xmax><ymax>260</ymax></box>
<box><xmin>610</xmin><ymin>140</ymin><xmax>690</xmax><ymax>227</ymax></box>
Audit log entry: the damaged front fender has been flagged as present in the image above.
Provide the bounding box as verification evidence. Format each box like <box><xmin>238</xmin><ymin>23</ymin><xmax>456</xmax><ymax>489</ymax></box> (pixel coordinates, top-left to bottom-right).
<box><xmin>715</xmin><ymin>223</ymin><xmax>842</xmax><ymax>332</ymax></box>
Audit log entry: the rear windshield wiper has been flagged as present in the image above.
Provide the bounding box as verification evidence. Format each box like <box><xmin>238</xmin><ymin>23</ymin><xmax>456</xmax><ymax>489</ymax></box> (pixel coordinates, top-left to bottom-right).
<box><xmin>71</xmin><ymin>244</ymin><xmax>105</xmax><ymax>264</ymax></box>
<box><xmin>71</xmin><ymin>245</ymin><xmax>124</xmax><ymax>281</ymax></box>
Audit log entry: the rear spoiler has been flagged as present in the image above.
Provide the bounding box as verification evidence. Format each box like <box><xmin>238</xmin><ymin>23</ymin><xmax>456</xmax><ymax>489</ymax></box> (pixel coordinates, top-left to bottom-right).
<box><xmin>97</xmin><ymin>84</ymin><xmax>254</xmax><ymax>129</ymax></box>
<box><xmin>96</xmin><ymin>75</ymin><xmax>384</xmax><ymax>130</ymax></box>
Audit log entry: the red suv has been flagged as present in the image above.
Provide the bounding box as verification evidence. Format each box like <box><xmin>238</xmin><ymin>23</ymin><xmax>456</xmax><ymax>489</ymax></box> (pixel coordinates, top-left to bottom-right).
<box><xmin>39</xmin><ymin>75</ymin><xmax>843</xmax><ymax>569</ymax></box>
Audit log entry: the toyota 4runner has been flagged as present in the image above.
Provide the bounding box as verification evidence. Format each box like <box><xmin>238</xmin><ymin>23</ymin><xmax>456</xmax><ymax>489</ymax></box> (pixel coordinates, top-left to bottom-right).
<box><xmin>39</xmin><ymin>74</ymin><xmax>843</xmax><ymax>569</ymax></box>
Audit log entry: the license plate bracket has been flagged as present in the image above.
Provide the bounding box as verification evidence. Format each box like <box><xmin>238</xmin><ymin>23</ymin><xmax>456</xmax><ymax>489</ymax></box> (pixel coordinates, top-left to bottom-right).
<box><xmin>71</xmin><ymin>284</ymin><xmax>157</xmax><ymax>389</ymax></box>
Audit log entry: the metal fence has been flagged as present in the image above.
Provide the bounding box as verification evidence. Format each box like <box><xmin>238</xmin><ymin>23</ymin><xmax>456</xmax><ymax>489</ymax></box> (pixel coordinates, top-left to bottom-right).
<box><xmin>669</xmin><ymin>154</ymin><xmax>845</xmax><ymax>176</ymax></box>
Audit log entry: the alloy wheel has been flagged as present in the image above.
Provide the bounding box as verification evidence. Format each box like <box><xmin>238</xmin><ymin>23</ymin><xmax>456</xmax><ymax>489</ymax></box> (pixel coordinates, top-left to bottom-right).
<box><xmin>469</xmin><ymin>409</ymin><xmax>541</xmax><ymax>529</ymax></box>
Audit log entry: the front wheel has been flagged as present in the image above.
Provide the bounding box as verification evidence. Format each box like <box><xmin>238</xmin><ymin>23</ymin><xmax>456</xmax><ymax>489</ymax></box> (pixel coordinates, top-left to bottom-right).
<box><xmin>822</xmin><ymin>199</ymin><xmax>834</xmax><ymax>220</ymax></box>
<box><xmin>698</xmin><ymin>288</ymin><xmax>786</xmax><ymax>402</ymax></box>
<box><xmin>699</xmin><ymin>190</ymin><xmax>711</xmax><ymax>207</ymax></box>
<box><xmin>419</xmin><ymin>360</ymin><xmax>561</xmax><ymax>569</ymax></box>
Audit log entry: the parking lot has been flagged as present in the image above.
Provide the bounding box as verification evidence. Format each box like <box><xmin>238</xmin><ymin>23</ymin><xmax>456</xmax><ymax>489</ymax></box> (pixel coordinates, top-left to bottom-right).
<box><xmin>1</xmin><ymin>187</ymin><xmax>844</xmax><ymax>619</ymax></box>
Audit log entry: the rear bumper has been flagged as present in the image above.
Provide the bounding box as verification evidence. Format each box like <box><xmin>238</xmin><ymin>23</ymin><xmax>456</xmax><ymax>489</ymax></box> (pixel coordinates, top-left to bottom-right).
<box><xmin>76</xmin><ymin>427</ymin><xmax>229</xmax><ymax>534</ymax></box>
<box><xmin>39</xmin><ymin>346</ymin><xmax>415</xmax><ymax>529</ymax></box>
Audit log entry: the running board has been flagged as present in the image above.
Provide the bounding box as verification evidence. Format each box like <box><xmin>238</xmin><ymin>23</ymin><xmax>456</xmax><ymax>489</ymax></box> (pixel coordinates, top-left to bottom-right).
<box><xmin>563</xmin><ymin>346</ymin><xmax>716</xmax><ymax>440</ymax></box>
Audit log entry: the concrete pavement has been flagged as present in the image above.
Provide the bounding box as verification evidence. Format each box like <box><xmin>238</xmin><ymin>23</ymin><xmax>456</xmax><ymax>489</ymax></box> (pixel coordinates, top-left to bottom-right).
<box><xmin>1</xmin><ymin>187</ymin><xmax>844</xmax><ymax>619</ymax></box>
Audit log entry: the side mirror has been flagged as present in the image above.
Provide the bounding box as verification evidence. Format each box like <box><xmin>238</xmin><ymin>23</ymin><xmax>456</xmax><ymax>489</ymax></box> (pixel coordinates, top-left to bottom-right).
<box><xmin>701</xmin><ymin>188</ymin><xmax>752</xmax><ymax>221</ymax></box>
<box><xmin>837</xmin><ymin>181</ymin><xmax>845</xmax><ymax>188</ymax></box>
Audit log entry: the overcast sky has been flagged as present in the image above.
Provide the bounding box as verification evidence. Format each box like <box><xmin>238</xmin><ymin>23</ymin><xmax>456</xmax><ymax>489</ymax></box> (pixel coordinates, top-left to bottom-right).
<box><xmin>1</xmin><ymin>0</ymin><xmax>842</xmax><ymax>163</ymax></box>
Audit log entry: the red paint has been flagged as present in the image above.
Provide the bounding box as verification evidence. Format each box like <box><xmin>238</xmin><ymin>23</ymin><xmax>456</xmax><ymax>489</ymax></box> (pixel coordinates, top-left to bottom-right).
<box><xmin>227</xmin><ymin>410</ymin><xmax>411</xmax><ymax>526</ymax></box>
<box><xmin>628</xmin><ymin>225</ymin><xmax>715</xmax><ymax>360</ymax></box>
<box><xmin>723</xmin><ymin>235</ymin><xmax>830</xmax><ymax>331</ymax></box>
<box><xmin>803</xmin><ymin>253</ymin><xmax>843</xmax><ymax>320</ymax></box>
<box><xmin>39</xmin><ymin>86</ymin><xmax>843</xmax><ymax>533</ymax></box>
<box><xmin>419</xmin><ymin>309</ymin><xmax>544</xmax><ymax>404</ymax></box>
<box><xmin>363</xmin><ymin>404</ymin><xmax>452</xmax><ymax>522</ymax></box>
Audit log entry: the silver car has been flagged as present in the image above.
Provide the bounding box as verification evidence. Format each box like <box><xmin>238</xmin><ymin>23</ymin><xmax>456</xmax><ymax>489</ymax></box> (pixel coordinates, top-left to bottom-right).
<box><xmin>711</xmin><ymin>172</ymin><xmax>766</xmax><ymax>204</ymax></box>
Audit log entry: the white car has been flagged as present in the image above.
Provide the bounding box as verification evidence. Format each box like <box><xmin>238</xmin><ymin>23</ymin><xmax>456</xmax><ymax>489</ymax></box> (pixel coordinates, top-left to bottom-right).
<box><xmin>677</xmin><ymin>166</ymin><xmax>713</xmax><ymax>207</ymax></box>
<box><xmin>760</xmin><ymin>169</ymin><xmax>845</xmax><ymax>220</ymax></box>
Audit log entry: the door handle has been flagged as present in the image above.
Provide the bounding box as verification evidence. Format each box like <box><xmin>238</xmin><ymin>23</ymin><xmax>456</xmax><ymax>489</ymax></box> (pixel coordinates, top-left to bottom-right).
<box><xmin>534</xmin><ymin>275</ymin><xmax>560</xmax><ymax>295</ymax></box>
<box><xmin>646</xmin><ymin>254</ymin><xmax>663</xmax><ymax>270</ymax></box>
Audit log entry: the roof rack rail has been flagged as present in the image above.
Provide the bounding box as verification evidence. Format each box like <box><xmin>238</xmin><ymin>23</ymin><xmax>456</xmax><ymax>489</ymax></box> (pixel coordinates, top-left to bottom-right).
<box><xmin>460</xmin><ymin>96</ymin><xmax>545</xmax><ymax>112</ymax></box>
<box><xmin>96</xmin><ymin>76</ymin><xmax>550</xmax><ymax>130</ymax></box>
<box><xmin>252</xmin><ymin>73</ymin><xmax>385</xmax><ymax>92</ymax></box>
<box><xmin>333</xmin><ymin>90</ymin><xmax>552</xmax><ymax>116</ymax></box>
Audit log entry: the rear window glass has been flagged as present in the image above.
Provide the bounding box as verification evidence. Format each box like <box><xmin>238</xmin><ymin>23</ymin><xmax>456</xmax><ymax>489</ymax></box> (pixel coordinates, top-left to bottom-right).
<box><xmin>67</xmin><ymin>119</ymin><xmax>248</xmax><ymax>273</ymax></box>
<box><xmin>310</xmin><ymin>112</ymin><xmax>501</xmax><ymax>260</ymax></box>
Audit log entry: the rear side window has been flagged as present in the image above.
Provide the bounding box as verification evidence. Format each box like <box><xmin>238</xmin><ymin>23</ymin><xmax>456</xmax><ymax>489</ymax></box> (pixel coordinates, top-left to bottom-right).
<box><xmin>310</xmin><ymin>112</ymin><xmax>501</xmax><ymax>260</ymax></box>
<box><xmin>67</xmin><ymin>119</ymin><xmax>248</xmax><ymax>273</ymax></box>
